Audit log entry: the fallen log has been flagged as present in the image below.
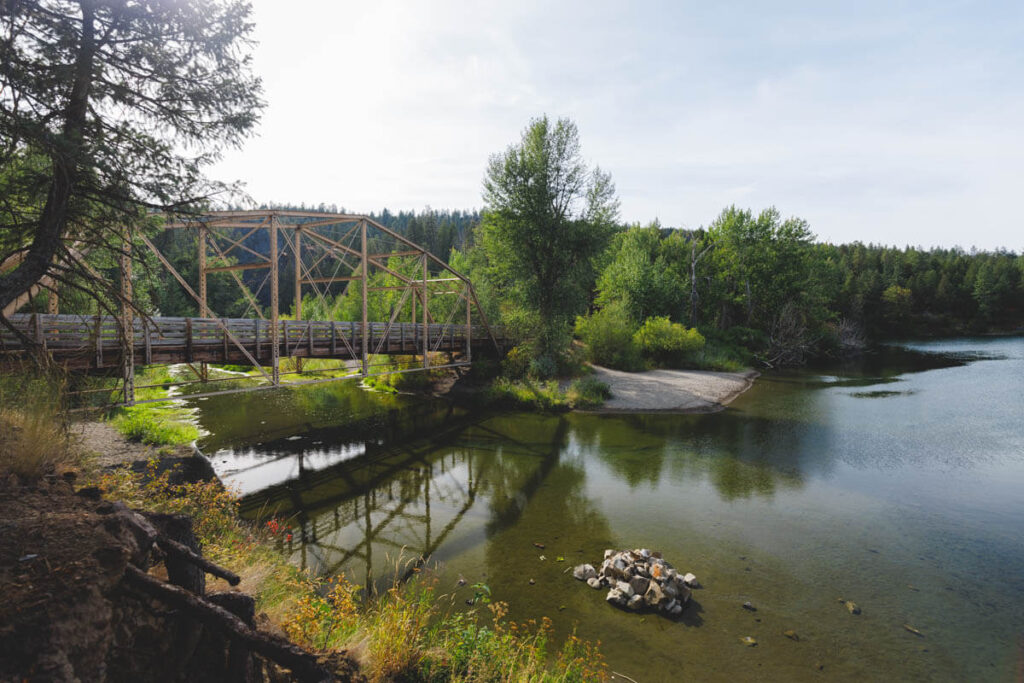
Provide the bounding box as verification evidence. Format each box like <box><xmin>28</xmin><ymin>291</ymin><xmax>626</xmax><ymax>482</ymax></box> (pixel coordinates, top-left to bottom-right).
<box><xmin>123</xmin><ymin>566</ymin><xmax>332</xmax><ymax>682</ymax></box>
<box><xmin>155</xmin><ymin>534</ymin><xmax>241</xmax><ymax>587</ymax></box>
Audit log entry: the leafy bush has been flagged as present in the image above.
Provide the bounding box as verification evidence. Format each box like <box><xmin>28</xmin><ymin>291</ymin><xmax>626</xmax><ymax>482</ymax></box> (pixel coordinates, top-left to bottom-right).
<box><xmin>484</xmin><ymin>378</ymin><xmax>569</xmax><ymax>411</ymax></box>
<box><xmin>574</xmin><ymin>302</ymin><xmax>643</xmax><ymax>371</ymax></box>
<box><xmin>633</xmin><ymin>317</ymin><xmax>705</xmax><ymax>366</ymax></box>
<box><xmin>501</xmin><ymin>344</ymin><xmax>533</xmax><ymax>379</ymax></box>
<box><xmin>566</xmin><ymin>376</ymin><xmax>611</xmax><ymax>409</ymax></box>
<box><xmin>528</xmin><ymin>354</ymin><xmax>559</xmax><ymax>380</ymax></box>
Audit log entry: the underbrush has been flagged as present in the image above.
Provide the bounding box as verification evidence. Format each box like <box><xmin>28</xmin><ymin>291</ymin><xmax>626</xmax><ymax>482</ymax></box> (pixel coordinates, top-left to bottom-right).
<box><xmin>484</xmin><ymin>376</ymin><xmax>610</xmax><ymax>411</ymax></box>
<box><xmin>89</xmin><ymin>462</ymin><xmax>609</xmax><ymax>682</ymax></box>
<box><xmin>0</xmin><ymin>371</ymin><xmax>76</xmax><ymax>480</ymax></box>
<box><xmin>363</xmin><ymin>355</ymin><xmax>447</xmax><ymax>394</ymax></box>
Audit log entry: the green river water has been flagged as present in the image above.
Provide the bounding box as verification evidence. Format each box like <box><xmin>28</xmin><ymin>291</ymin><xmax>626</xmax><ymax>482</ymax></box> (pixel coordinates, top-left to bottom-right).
<box><xmin>188</xmin><ymin>337</ymin><xmax>1024</xmax><ymax>681</ymax></box>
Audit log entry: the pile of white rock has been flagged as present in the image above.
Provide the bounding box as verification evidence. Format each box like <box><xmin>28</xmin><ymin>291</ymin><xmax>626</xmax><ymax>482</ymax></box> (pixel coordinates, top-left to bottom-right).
<box><xmin>573</xmin><ymin>548</ymin><xmax>699</xmax><ymax>617</ymax></box>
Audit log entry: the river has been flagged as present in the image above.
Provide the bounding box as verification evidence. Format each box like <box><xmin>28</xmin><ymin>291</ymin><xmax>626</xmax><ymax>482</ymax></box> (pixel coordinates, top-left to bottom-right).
<box><xmin>189</xmin><ymin>337</ymin><xmax>1024</xmax><ymax>681</ymax></box>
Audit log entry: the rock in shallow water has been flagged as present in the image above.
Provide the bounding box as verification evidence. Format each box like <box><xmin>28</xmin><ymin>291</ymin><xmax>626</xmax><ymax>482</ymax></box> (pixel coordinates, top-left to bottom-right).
<box><xmin>606</xmin><ymin>588</ymin><xmax>627</xmax><ymax>607</ymax></box>
<box><xmin>582</xmin><ymin>549</ymin><xmax>700</xmax><ymax>617</ymax></box>
<box><xmin>573</xmin><ymin>564</ymin><xmax>597</xmax><ymax>581</ymax></box>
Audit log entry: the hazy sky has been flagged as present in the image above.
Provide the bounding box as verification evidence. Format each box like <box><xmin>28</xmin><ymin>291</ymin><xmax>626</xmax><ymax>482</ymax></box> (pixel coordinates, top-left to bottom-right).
<box><xmin>211</xmin><ymin>1</ymin><xmax>1024</xmax><ymax>251</ymax></box>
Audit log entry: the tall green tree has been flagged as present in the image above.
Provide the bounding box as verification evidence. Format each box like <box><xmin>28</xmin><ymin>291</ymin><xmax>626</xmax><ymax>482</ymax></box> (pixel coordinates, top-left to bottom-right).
<box><xmin>0</xmin><ymin>0</ymin><xmax>263</xmax><ymax>317</ymax></box>
<box><xmin>480</xmin><ymin>115</ymin><xmax>619</xmax><ymax>360</ymax></box>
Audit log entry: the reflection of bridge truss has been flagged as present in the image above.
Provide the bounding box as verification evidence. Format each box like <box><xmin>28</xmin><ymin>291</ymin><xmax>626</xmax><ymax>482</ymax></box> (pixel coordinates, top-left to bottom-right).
<box><xmin>246</xmin><ymin>416</ymin><xmax>570</xmax><ymax>593</ymax></box>
<box><xmin>3</xmin><ymin>210</ymin><xmax>503</xmax><ymax>405</ymax></box>
<box><xmin>286</xmin><ymin>446</ymin><xmax>488</xmax><ymax>593</ymax></box>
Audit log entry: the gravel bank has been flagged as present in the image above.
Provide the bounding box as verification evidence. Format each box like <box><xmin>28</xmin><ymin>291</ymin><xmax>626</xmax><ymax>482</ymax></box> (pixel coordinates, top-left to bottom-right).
<box><xmin>589</xmin><ymin>366</ymin><xmax>758</xmax><ymax>413</ymax></box>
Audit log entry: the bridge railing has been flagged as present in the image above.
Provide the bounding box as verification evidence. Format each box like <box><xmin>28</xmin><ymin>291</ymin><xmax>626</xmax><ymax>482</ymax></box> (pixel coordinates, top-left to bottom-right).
<box><xmin>0</xmin><ymin>313</ymin><xmax>500</xmax><ymax>364</ymax></box>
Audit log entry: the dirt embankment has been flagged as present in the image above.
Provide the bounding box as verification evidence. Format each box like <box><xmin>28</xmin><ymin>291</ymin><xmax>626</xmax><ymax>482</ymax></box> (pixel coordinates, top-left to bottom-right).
<box><xmin>0</xmin><ymin>419</ymin><xmax>360</xmax><ymax>682</ymax></box>
<box><xmin>588</xmin><ymin>366</ymin><xmax>759</xmax><ymax>412</ymax></box>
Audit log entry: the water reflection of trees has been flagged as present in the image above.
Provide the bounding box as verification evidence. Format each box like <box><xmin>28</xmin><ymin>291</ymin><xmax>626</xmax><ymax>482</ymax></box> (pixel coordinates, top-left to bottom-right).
<box><xmin>569</xmin><ymin>412</ymin><xmax>815</xmax><ymax>501</ymax></box>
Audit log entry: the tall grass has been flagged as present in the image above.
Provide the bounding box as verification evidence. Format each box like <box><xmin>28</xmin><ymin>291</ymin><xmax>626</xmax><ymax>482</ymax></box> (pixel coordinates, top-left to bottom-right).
<box><xmin>0</xmin><ymin>369</ymin><xmax>77</xmax><ymax>480</ymax></box>
<box><xmin>89</xmin><ymin>462</ymin><xmax>610</xmax><ymax>681</ymax></box>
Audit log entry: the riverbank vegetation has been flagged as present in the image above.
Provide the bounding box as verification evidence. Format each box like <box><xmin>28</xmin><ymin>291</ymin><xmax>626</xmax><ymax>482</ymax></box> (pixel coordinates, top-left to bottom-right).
<box><xmin>85</xmin><ymin>446</ymin><xmax>609</xmax><ymax>680</ymax></box>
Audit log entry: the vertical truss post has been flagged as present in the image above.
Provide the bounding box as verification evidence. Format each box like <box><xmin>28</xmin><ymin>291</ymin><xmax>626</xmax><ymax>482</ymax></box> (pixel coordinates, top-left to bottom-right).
<box><xmin>360</xmin><ymin>220</ymin><xmax>369</xmax><ymax>377</ymax></box>
<box><xmin>270</xmin><ymin>216</ymin><xmax>280</xmax><ymax>384</ymax></box>
<box><xmin>120</xmin><ymin>230</ymin><xmax>135</xmax><ymax>406</ymax></box>
<box><xmin>198</xmin><ymin>228</ymin><xmax>208</xmax><ymax>316</ymax></box>
<box><xmin>422</xmin><ymin>254</ymin><xmax>429</xmax><ymax>368</ymax></box>
<box><xmin>465</xmin><ymin>285</ymin><xmax>472</xmax><ymax>363</ymax></box>
<box><xmin>294</xmin><ymin>227</ymin><xmax>303</xmax><ymax>373</ymax></box>
<box><xmin>198</xmin><ymin>226</ymin><xmax>209</xmax><ymax>381</ymax></box>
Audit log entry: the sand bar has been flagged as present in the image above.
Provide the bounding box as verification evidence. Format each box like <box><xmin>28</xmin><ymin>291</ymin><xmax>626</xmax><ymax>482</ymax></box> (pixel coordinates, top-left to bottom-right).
<box><xmin>589</xmin><ymin>365</ymin><xmax>759</xmax><ymax>413</ymax></box>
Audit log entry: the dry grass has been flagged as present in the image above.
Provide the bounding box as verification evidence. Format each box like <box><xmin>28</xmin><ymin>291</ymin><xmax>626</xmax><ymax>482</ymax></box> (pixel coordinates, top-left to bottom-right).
<box><xmin>0</xmin><ymin>372</ymin><xmax>78</xmax><ymax>481</ymax></box>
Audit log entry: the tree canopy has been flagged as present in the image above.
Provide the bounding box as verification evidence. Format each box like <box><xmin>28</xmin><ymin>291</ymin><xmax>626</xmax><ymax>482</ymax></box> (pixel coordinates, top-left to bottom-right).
<box><xmin>478</xmin><ymin>115</ymin><xmax>618</xmax><ymax>363</ymax></box>
<box><xmin>0</xmin><ymin>0</ymin><xmax>264</xmax><ymax>316</ymax></box>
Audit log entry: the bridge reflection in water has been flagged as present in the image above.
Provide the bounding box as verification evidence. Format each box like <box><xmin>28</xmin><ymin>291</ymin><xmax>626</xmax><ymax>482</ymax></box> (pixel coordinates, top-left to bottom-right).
<box><xmin>225</xmin><ymin>409</ymin><xmax>570</xmax><ymax>595</ymax></box>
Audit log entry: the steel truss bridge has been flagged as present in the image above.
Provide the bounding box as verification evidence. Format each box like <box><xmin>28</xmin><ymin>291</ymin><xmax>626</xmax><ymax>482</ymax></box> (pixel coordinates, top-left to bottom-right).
<box><xmin>0</xmin><ymin>211</ymin><xmax>505</xmax><ymax>405</ymax></box>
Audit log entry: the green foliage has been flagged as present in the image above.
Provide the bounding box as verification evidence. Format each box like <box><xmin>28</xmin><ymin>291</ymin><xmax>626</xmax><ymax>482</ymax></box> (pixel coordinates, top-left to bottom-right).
<box><xmin>484</xmin><ymin>379</ymin><xmax>570</xmax><ymax>411</ymax></box>
<box><xmin>92</xmin><ymin>464</ymin><xmax>610</xmax><ymax>682</ymax></box>
<box><xmin>362</xmin><ymin>356</ymin><xmax>438</xmax><ymax>394</ymax></box>
<box><xmin>479</xmin><ymin>115</ymin><xmax>619</xmax><ymax>358</ymax></box>
<box><xmin>110</xmin><ymin>408</ymin><xmax>199</xmax><ymax>446</ymax></box>
<box><xmin>566</xmin><ymin>376</ymin><xmax>611</xmax><ymax>409</ymax></box>
<box><xmin>108</xmin><ymin>367</ymin><xmax>199</xmax><ymax>446</ymax></box>
<box><xmin>632</xmin><ymin>317</ymin><xmax>705</xmax><ymax>366</ymax></box>
<box><xmin>595</xmin><ymin>223</ymin><xmax>687</xmax><ymax>321</ymax></box>
<box><xmin>0</xmin><ymin>0</ymin><xmax>263</xmax><ymax>314</ymax></box>
<box><xmin>573</xmin><ymin>302</ymin><xmax>643</xmax><ymax>371</ymax></box>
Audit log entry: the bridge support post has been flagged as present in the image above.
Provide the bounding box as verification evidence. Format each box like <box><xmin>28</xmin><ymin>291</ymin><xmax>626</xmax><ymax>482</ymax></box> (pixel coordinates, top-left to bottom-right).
<box><xmin>422</xmin><ymin>255</ymin><xmax>428</xmax><ymax>368</ymax></box>
<box><xmin>466</xmin><ymin>289</ymin><xmax>471</xmax><ymax>363</ymax></box>
<box><xmin>120</xmin><ymin>230</ymin><xmax>135</xmax><ymax>406</ymax></box>
<box><xmin>361</xmin><ymin>220</ymin><xmax>368</xmax><ymax>377</ymax></box>
<box><xmin>198</xmin><ymin>227</ymin><xmax>208</xmax><ymax>381</ymax></box>
<box><xmin>270</xmin><ymin>215</ymin><xmax>280</xmax><ymax>384</ymax></box>
<box><xmin>294</xmin><ymin>227</ymin><xmax>303</xmax><ymax>374</ymax></box>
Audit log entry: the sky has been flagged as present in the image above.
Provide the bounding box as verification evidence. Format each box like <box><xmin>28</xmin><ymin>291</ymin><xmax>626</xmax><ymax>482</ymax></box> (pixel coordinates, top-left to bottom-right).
<box><xmin>211</xmin><ymin>1</ymin><xmax>1024</xmax><ymax>251</ymax></box>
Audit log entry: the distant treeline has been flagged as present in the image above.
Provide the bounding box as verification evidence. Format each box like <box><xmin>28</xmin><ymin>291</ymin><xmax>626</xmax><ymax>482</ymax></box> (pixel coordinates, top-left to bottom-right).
<box><xmin>35</xmin><ymin>204</ymin><xmax>1021</xmax><ymax>354</ymax></box>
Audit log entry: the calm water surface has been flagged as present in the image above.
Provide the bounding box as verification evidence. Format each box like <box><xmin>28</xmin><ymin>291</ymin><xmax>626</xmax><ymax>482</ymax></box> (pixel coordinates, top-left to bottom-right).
<box><xmin>191</xmin><ymin>337</ymin><xmax>1024</xmax><ymax>682</ymax></box>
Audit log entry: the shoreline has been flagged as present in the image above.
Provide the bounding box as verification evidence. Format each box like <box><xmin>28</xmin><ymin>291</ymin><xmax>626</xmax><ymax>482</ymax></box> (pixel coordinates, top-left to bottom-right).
<box><xmin>586</xmin><ymin>365</ymin><xmax>759</xmax><ymax>413</ymax></box>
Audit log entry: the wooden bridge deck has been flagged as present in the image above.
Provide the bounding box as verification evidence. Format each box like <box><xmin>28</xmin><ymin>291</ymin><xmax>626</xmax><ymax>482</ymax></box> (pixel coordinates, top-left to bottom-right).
<box><xmin>1</xmin><ymin>313</ymin><xmax>502</xmax><ymax>371</ymax></box>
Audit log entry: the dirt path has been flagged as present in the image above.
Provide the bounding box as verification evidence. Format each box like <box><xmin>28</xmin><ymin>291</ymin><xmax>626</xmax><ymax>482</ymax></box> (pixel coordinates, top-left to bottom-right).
<box><xmin>73</xmin><ymin>420</ymin><xmax>192</xmax><ymax>469</ymax></box>
<box><xmin>589</xmin><ymin>365</ymin><xmax>759</xmax><ymax>413</ymax></box>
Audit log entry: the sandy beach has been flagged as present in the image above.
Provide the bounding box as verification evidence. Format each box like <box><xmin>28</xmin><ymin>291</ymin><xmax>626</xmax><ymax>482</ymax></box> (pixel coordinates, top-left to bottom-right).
<box><xmin>588</xmin><ymin>365</ymin><xmax>759</xmax><ymax>413</ymax></box>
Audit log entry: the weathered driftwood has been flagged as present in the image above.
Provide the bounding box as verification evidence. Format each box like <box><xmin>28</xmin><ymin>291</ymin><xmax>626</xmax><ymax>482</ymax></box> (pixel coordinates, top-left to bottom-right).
<box><xmin>124</xmin><ymin>566</ymin><xmax>332</xmax><ymax>683</ymax></box>
<box><xmin>155</xmin><ymin>534</ymin><xmax>241</xmax><ymax>587</ymax></box>
<box><xmin>106</xmin><ymin>502</ymin><xmax>240</xmax><ymax>591</ymax></box>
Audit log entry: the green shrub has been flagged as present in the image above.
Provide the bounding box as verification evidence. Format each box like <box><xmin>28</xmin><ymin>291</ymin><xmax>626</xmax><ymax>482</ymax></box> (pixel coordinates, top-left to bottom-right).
<box><xmin>528</xmin><ymin>354</ymin><xmax>558</xmax><ymax>380</ymax></box>
<box><xmin>501</xmin><ymin>344</ymin><xmax>533</xmax><ymax>379</ymax></box>
<box><xmin>574</xmin><ymin>302</ymin><xmax>643</xmax><ymax>371</ymax></box>
<box><xmin>633</xmin><ymin>317</ymin><xmax>705</xmax><ymax>366</ymax></box>
<box><xmin>484</xmin><ymin>378</ymin><xmax>569</xmax><ymax>411</ymax></box>
<box><xmin>566</xmin><ymin>376</ymin><xmax>611</xmax><ymax>409</ymax></box>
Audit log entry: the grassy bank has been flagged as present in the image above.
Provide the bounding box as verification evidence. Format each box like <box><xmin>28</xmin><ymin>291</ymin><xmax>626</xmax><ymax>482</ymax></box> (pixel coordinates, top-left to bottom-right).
<box><xmin>483</xmin><ymin>376</ymin><xmax>610</xmax><ymax>411</ymax></box>
<box><xmin>107</xmin><ymin>366</ymin><xmax>200</xmax><ymax>445</ymax></box>
<box><xmin>90</xmin><ymin>461</ymin><xmax>609</xmax><ymax>681</ymax></box>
